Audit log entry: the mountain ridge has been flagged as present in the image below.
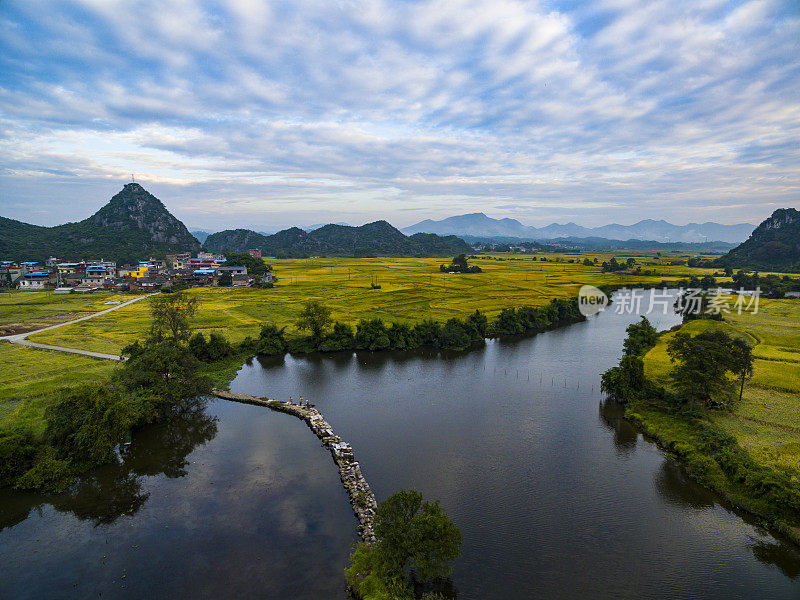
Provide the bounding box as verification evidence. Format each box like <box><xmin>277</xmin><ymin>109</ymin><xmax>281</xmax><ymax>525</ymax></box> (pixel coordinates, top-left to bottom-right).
<box><xmin>402</xmin><ymin>212</ymin><xmax>756</xmax><ymax>243</ymax></box>
<box><xmin>0</xmin><ymin>183</ymin><xmax>201</xmax><ymax>263</ymax></box>
<box><xmin>715</xmin><ymin>208</ymin><xmax>800</xmax><ymax>272</ymax></box>
<box><xmin>204</xmin><ymin>220</ymin><xmax>472</xmax><ymax>257</ymax></box>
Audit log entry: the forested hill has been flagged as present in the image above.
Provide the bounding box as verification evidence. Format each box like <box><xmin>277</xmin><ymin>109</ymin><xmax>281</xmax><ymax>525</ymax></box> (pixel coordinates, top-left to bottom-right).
<box><xmin>0</xmin><ymin>183</ymin><xmax>201</xmax><ymax>263</ymax></box>
<box><xmin>204</xmin><ymin>220</ymin><xmax>473</xmax><ymax>257</ymax></box>
<box><xmin>715</xmin><ymin>208</ymin><xmax>800</xmax><ymax>272</ymax></box>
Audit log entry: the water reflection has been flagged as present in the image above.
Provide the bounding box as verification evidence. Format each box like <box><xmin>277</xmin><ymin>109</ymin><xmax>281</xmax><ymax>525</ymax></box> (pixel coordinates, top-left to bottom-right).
<box><xmin>598</xmin><ymin>398</ymin><xmax>638</xmax><ymax>453</ymax></box>
<box><xmin>654</xmin><ymin>459</ymin><xmax>715</xmax><ymax>510</ymax></box>
<box><xmin>751</xmin><ymin>537</ymin><xmax>800</xmax><ymax>579</ymax></box>
<box><xmin>0</xmin><ymin>398</ymin><xmax>217</xmax><ymax>530</ymax></box>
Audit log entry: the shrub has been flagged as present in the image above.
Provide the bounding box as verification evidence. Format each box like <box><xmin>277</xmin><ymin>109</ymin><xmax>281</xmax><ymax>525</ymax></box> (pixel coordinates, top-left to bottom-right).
<box><xmin>256</xmin><ymin>324</ymin><xmax>287</xmax><ymax>356</ymax></box>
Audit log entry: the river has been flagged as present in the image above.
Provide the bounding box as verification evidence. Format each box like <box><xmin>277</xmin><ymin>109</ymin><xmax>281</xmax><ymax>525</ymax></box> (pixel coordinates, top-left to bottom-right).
<box><xmin>1</xmin><ymin>292</ymin><xmax>799</xmax><ymax>598</ymax></box>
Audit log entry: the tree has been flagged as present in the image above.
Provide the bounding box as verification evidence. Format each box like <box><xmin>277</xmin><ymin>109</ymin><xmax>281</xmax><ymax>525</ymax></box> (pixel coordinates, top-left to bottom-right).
<box><xmin>295</xmin><ymin>300</ymin><xmax>332</xmax><ymax>341</ymax></box>
<box><xmin>218</xmin><ymin>271</ymin><xmax>232</xmax><ymax>287</ymax></box>
<box><xmin>222</xmin><ymin>252</ymin><xmax>270</xmax><ymax>277</ymax></box>
<box><xmin>255</xmin><ymin>323</ymin><xmax>287</xmax><ymax>356</ymax></box>
<box><xmin>729</xmin><ymin>336</ymin><xmax>754</xmax><ymax>403</ymax></box>
<box><xmin>667</xmin><ymin>329</ymin><xmax>742</xmax><ymax>408</ymax></box>
<box><xmin>148</xmin><ymin>292</ymin><xmax>198</xmax><ymax>343</ymax></box>
<box><xmin>622</xmin><ymin>316</ymin><xmax>658</xmax><ymax>356</ymax></box>
<box><xmin>373</xmin><ymin>489</ymin><xmax>462</xmax><ymax>583</ymax></box>
<box><xmin>601</xmin><ymin>355</ymin><xmax>647</xmax><ymax>403</ymax></box>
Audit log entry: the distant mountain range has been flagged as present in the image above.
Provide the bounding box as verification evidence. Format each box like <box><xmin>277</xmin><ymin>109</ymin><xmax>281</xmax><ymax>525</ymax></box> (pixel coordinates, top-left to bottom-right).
<box><xmin>402</xmin><ymin>213</ymin><xmax>756</xmax><ymax>244</ymax></box>
<box><xmin>0</xmin><ymin>183</ymin><xmax>201</xmax><ymax>263</ymax></box>
<box><xmin>716</xmin><ymin>208</ymin><xmax>800</xmax><ymax>272</ymax></box>
<box><xmin>204</xmin><ymin>221</ymin><xmax>472</xmax><ymax>258</ymax></box>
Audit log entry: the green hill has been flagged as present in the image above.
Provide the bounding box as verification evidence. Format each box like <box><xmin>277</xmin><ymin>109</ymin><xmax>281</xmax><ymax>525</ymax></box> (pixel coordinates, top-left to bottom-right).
<box><xmin>0</xmin><ymin>183</ymin><xmax>201</xmax><ymax>263</ymax></box>
<box><xmin>715</xmin><ymin>208</ymin><xmax>800</xmax><ymax>272</ymax></box>
<box><xmin>204</xmin><ymin>221</ymin><xmax>473</xmax><ymax>257</ymax></box>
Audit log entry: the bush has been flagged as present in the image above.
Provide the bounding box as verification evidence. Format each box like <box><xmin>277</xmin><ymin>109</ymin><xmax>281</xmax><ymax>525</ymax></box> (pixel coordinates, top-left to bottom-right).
<box><xmin>44</xmin><ymin>384</ymin><xmax>136</xmax><ymax>466</ymax></box>
<box><xmin>319</xmin><ymin>322</ymin><xmax>355</xmax><ymax>352</ymax></box>
<box><xmin>207</xmin><ymin>333</ymin><xmax>233</xmax><ymax>360</ymax></box>
<box><xmin>355</xmin><ymin>319</ymin><xmax>391</xmax><ymax>351</ymax></box>
<box><xmin>413</xmin><ymin>320</ymin><xmax>441</xmax><ymax>347</ymax></box>
<box><xmin>188</xmin><ymin>332</ymin><xmax>209</xmax><ymax>360</ymax></box>
<box><xmin>256</xmin><ymin>324</ymin><xmax>287</xmax><ymax>356</ymax></box>
<box><xmin>0</xmin><ymin>428</ymin><xmax>38</xmax><ymax>486</ymax></box>
<box><xmin>15</xmin><ymin>455</ymin><xmax>74</xmax><ymax>493</ymax></box>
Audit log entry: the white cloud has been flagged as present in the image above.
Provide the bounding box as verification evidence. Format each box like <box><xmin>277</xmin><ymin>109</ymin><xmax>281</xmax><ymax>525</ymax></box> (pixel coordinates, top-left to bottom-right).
<box><xmin>0</xmin><ymin>0</ymin><xmax>797</xmax><ymax>229</ymax></box>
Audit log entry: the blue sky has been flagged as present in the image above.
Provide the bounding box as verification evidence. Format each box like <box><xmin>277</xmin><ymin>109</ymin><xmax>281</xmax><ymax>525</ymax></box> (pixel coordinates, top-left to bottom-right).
<box><xmin>0</xmin><ymin>0</ymin><xmax>798</xmax><ymax>230</ymax></box>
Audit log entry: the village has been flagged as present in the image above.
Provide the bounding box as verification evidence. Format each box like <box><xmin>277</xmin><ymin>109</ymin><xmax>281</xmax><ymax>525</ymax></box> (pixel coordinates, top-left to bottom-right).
<box><xmin>0</xmin><ymin>248</ymin><xmax>274</xmax><ymax>293</ymax></box>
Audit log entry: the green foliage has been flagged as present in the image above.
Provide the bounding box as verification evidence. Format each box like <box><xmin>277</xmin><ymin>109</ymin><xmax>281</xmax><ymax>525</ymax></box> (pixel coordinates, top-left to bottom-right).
<box><xmin>440</xmin><ymin>254</ymin><xmax>482</xmax><ymax>273</ymax></box>
<box><xmin>255</xmin><ymin>323</ymin><xmax>287</xmax><ymax>356</ymax></box>
<box><xmin>373</xmin><ymin>489</ymin><xmax>463</xmax><ymax>583</ymax></box>
<box><xmin>222</xmin><ymin>252</ymin><xmax>270</xmax><ymax>276</ymax></box>
<box><xmin>0</xmin><ymin>428</ymin><xmax>38</xmax><ymax>485</ymax></box>
<box><xmin>295</xmin><ymin>299</ymin><xmax>333</xmax><ymax>340</ymax></box>
<box><xmin>622</xmin><ymin>317</ymin><xmax>658</xmax><ymax>356</ymax></box>
<box><xmin>601</xmin><ymin>355</ymin><xmax>649</xmax><ymax>403</ymax></box>
<box><xmin>207</xmin><ymin>332</ymin><xmax>234</xmax><ymax>360</ymax></box>
<box><xmin>318</xmin><ymin>322</ymin><xmax>355</xmax><ymax>352</ymax></box>
<box><xmin>413</xmin><ymin>319</ymin><xmax>442</xmax><ymax>347</ymax></box>
<box><xmin>14</xmin><ymin>454</ymin><xmax>74</xmax><ymax>493</ymax></box>
<box><xmin>148</xmin><ymin>292</ymin><xmax>199</xmax><ymax>343</ymax></box>
<box><xmin>218</xmin><ymin>271</ymin><xmax>233</xmax><ymax>287</ymax></box>
<box><xmin>387</xmin><ymin>323</ymin><xmax>421</xmax><ymax>351</ymax></box>
<box><xmin>667</xmin><ymin>329</ymin><xmax>753</xmax><ymax>408</ymax></box>
<box><xmin>44</xmin><ymin>384</ymin><xmax>136</xmax><ymax>466</ymax></box>
<box><xmin>356</xmin><ymin>318</ymin><xmax>391</xmax><ymax>351</ymax></box>
<box><xmin>466</xmin><ymin>309</ymin><xmax>488</xmax><ymax>337</ymax></box>
<box><xmin>115</xmin><ymin>342</ymin><xmax>212</xmax><ymax>413</ymax></box>
<box><xmin>345</xmin><ymin>542</ymin><xmax>411</xmax><ymax>600</ymax></box>
<box><xmin>188</xmin><ymin>332</ymin><xmax>209</xmax><ymax>360</ymax></box>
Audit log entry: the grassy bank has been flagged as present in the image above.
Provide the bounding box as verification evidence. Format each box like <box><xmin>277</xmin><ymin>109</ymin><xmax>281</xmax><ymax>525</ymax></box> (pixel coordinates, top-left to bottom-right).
<box><xmin>630</xmin><ymin>299</ymin><xmax>800</xmax><ymax>544</ymax></box>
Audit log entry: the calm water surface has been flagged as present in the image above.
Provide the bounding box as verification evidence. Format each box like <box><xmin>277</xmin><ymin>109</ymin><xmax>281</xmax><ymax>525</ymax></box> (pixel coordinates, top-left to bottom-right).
<box><xmin>1</xmin><ymin>293</ymin><xmax>799</xmax><ymax>599</ymax></box>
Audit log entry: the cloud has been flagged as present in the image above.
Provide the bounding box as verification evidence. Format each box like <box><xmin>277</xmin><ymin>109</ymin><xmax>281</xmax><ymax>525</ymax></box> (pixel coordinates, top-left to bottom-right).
<box><xmin>0</xmin><ymin>0</ymin><xmax>797</xmax><ymax>229</ymax></box>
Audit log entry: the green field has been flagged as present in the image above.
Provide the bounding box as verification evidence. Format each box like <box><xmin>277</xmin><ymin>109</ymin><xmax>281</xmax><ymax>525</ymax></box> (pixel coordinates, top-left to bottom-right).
<box><xmin>643</xmin><ymin>298</ymin><xmax>800</xmax><ymax>474</ymax></box>
<box><xmin>27</xmin><ymin>254</ymin><xmax>717</xmax><ymax>354</ymax></box>
<box><xmin>0</xmin><ymin>290</ymin><xmax>136</xmax><ymax>335</ymax></box>
<box><xmin>0</xmin><ymin>342</ymin><xmax>116</xmax><ymax>434</ymax></box>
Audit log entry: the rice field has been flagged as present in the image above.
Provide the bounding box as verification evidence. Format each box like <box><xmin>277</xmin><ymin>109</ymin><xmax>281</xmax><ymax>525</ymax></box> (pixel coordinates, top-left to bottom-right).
<box><xmin>643</xmin><ymin>298</ymin><xmax>800</xmax><ymax>474</ymax></box>
<box><xmin>27</xmin><ymin>254</ymin><xmax>711</xmax><ymax>354</ymax></box>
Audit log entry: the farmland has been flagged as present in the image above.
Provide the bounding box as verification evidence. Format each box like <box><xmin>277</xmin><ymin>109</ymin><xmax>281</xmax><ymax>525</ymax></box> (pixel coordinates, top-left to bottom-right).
<box><xmin>642</xmin><ymin>298</ymin><xmax>800</xmax><ymax>475</ymax></box>
<box><xmin>27</xmin><ymin>253</ymin><xmax>719</xmax><ymax>355</ymax></box>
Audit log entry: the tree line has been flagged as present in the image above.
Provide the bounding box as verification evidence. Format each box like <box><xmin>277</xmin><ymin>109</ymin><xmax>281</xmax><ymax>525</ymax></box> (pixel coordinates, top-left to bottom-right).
<box><xmin>249</xmin><ymin>296</ymin><xmax>584</xmax><ymax>356</ymax></box>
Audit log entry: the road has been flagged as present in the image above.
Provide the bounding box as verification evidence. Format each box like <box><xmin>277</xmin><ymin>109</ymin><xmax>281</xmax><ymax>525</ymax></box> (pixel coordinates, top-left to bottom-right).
<box><xmin>0</xmin><ymin>292</ymin><xmax>158</xmax><ymax>361</ymax></box>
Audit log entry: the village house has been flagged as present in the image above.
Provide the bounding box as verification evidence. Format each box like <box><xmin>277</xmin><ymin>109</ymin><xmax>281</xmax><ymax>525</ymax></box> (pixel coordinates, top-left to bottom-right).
<box><xmin>248</xmin><ymin>248</ymin><xmax>262</xmax><ymax>258</ymax></box>
<box><xmin>18</xmin><ymin>271</ymin><xmax>57</xmax><ymax>289</ymax></box>
<box><xmin>217</xmin><ymin>265</ymin><xmax>247</xmax><ymax>277</ymax></box>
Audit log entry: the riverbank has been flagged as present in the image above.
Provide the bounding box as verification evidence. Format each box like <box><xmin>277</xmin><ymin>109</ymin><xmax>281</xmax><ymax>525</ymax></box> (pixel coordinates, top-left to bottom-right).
<box><xmin>624</xmin><ymin>299</ymin><xmax>800</xmax><ymax>547</ymax></box>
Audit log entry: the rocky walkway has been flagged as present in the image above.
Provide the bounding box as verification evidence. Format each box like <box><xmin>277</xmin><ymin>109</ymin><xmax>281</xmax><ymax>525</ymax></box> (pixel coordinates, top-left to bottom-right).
<box><xmin>210</xmin><ymin>388</ymin><xmax>378</xmax><ymax>544</ymax></box>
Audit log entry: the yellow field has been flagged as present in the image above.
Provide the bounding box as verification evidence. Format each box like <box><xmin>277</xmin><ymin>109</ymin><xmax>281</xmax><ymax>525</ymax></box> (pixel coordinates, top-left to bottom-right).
<box><xmin>27</xmin><ymin>254</ymin><xmax>715</xmax><ymax>354</ymax></box>
<box><xmin>0</xmin><ymin>342</ymin><xmax>116</xmax><ymax>434</ymax></box>
<box><xmin>0</xmin><ymin>290</ymin><xmax>135</xmax><ymax>334</ymax></box>
<box><xmin>643</xmin><ymin>298</ymin><xmax>800</xmax><ymax>474</ymax></box>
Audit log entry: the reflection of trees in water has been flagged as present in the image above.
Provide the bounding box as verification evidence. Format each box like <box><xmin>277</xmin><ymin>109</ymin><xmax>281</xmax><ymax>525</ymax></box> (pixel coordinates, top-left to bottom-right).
<box><xmin>653</xmin><ymin>459</ymin><xmax>715</xmax><ymax>509</ymax></box>
<box><xmin>410</xmin><ymin>573</ymin><xmax>458</xmax><ymax>599</ymax></box>
<box><xmin>750</xmin><ymin>537</ymin><xmax>800</xmax><ymax>579</ymax></box>
<box><xmin>598</xmin><ymin>399</ymin><xmax>638</xmax><ymax>453</ymax></box>
<box><xmin>0</xmin><ymin>398</ymin><xmax>217</xmax><ymax>530</ymax></box>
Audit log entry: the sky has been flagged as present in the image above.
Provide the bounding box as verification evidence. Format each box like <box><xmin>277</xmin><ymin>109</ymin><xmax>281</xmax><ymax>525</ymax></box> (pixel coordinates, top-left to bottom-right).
<box><xmin>0</xmin><ymin>0</ymin><xmax>798</xmax><ymax>231</ymax></box>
